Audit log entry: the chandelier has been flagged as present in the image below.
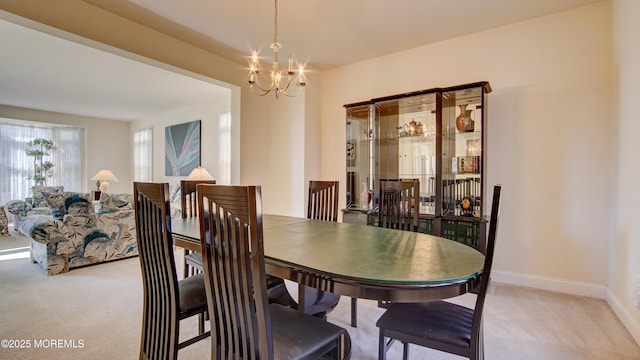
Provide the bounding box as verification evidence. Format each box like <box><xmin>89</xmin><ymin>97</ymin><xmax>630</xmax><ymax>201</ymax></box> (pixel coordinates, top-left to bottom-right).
<box><xmin>246</xmin><ymin>0</ymin><xmax>307</xmax><ymax>99</ymax></box>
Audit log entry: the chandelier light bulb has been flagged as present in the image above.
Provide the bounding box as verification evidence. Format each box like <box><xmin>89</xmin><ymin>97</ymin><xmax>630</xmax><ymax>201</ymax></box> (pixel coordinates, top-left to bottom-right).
<box><xmin>297</xmin><ymin>65</ymin><xmax>307</xmax><ymax>86</ymax></box>
<box><xmin>251</xmin><ymin>52</ymin><xmax>259</xmax><ymax>68</ymax></box>
<box><xmin>287</xmin><ymin>52</ymin><xmax>294</xmax><ymax>75</ymax></box>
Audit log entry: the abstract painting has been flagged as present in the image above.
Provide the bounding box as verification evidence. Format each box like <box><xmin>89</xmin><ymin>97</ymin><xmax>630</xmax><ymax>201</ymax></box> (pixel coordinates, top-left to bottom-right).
<box><xmin>165</xmin><ymin>120</ymin><xmax>201</xmax><ymax>176</ymax></box>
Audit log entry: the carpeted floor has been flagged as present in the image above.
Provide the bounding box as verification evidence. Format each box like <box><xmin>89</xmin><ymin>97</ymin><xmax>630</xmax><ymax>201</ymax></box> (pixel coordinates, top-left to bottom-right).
<box><xmin>0</xmin><ymin>230</ymin><xmax>639</xmax><ymax>359</ymax></box>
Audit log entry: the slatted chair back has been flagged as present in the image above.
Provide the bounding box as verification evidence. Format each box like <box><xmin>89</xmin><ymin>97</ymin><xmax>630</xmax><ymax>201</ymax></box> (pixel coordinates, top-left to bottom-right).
<box><xmin>197</xmin><ymin>184</ymin><xmax>272</xmax><ymax>359</ymax></box>
<box><xmin>307</xmin><ymin>180</ymin><xmax>339</xmax><ymax>221</ymax></box>
<box><xmin>378</xmin><ymin>179</ymin><xmax>420</xmax><ymax>232</ymax></box>
<box><xmin>134</xmin><ymin>182</ymin><xmax>180</xmax><ymax>360</ymax></box>
<box><xmin>376</xmin><ymin>185</ymin><xmax>502</xmax><ymax>360</ymax></box>
<box><xmin>181</xmin><ymin>180</ymin><xmax>216</xmax><ymax>218</ymax></box>
<box><xmin>469</xmin><ymin>184</ymin><xmax>501</xmax><ymax>352</ymax></box>
<box><xmin>181</xmin><ymin>179</ymin><xmax>216</xmax><ymax>278</ymax></box>
<box><xmin>197</xmin><ymin>184</ymin><xmax>350</xmax><ymax>359</ymax></box>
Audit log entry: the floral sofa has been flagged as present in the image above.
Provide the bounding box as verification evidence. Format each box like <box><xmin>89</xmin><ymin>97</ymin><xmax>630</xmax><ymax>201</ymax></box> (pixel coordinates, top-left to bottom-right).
<box><xmin>14</xmin><ymin>191</ymin><xmax>137</xmax><ymax>275</ymax></box>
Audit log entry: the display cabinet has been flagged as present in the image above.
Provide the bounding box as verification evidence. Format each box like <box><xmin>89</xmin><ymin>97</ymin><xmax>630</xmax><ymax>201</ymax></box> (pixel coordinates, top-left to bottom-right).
<box><xmin>343</xmin><ymin>81</ymin><xmax>491</xmax><ymax>251</ymax></box>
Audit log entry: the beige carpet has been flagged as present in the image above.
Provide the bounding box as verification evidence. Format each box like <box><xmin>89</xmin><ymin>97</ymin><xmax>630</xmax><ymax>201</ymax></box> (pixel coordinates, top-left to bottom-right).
<box><xmin>1</xmin><ymin>231</ymin><xmax>639</xmax><ymax>360</ymax></box>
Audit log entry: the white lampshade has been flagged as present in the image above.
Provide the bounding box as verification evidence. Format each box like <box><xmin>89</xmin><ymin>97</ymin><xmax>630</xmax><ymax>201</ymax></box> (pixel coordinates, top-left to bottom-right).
<box><xmin>91</xmin><ymin>169</ymin><xmax>119</xmax><ymax>193</ymax></box>
<box><xmin>186</xmin><ymin>166</ymin><xmax>214</xmax><ymax>181</ymax></box>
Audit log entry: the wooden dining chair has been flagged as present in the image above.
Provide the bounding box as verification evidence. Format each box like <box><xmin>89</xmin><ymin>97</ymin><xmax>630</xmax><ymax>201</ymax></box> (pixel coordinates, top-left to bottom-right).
<box><xmin>181</xmin><ymin>180</ymin><xmax>216</xmax><ymax>219</ymax></box>
<box><xmin>378</xmin><ymin>178</ymin><xmax>420</xmax><ymax>232</ymax></box>
<box><xmin>303</xmin><ymin>181</ymin><xmax>342</xmax><ymax>318</ymax></box>
<box><xmin>180</xmin><ymin>179</ymin><xmax>215</xmax><ymax>278</ymax></box>
<box><xmin>308</xmin><ymin>181</ymin><xmax>358</xmax><ymax>328</ymax></box>
<box><xmin>133</xmin><ymin>182</ymin><xmax>211</xmax><ymax>360</ymax></box>
<box><xmin>376</xmin><ymin>185</ymin><xmax>502</xmax><ymax>360</ymax></box>
<box><xmin>266</xmin><ymin>180</ymin><xmax>345</xmax><ymax>321</ymax></box>
<box><xmin>307</xmin><ymin>180</ymin><xmax>340</xmax><ymax>221</ymax></box>
<box><xmin>375</xmin><ymin>179</ymin><xmax>421</xmax><ymax>310</ymax></box>
<box><xmin>196</xmin><ymin>184</ymin><xmax>351</xmax><ymax>359</ymax></box>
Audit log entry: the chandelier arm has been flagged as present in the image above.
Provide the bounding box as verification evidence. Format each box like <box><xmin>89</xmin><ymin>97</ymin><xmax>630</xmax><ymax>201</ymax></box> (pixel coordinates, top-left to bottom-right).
<box><xmin>248</xmin><ymin>69</ymin><xmax>275</xmax><ymax>96</ymax></box>
<box><xmin>249</xmin><ymin>77</ymin><xmax>275</xmax><ymax>95</ymax></box>
<box><xmin>279</xmin><ymin>76</ymin><xmax>292</xmax><ymax>93</ymax></box>
<box><xmin>249</xmin><ymin>86</ymin><xmax>271</xmax><ymax>97</ymax></box>
<box><xmin>279</xmin><ymin>85</ymin><xmax>304</xmax><ymax>97</ymax></box>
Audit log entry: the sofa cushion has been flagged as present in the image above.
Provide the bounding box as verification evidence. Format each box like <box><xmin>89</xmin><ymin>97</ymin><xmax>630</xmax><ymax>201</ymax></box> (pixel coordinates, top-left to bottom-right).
<box><xmin>31</xmin><ymin>186</ymin><xmax>64</xmax><ymax>208</ymax></box>
<box><xmin>44</xmin><ymin>192</ymin><xmax>91</xmax><ymax>220</ymax></box>
<box><xmin>99</xmin><ymin>193</ymin><xmax>133</xmax><ymax>213</ymax></box>
<box><xmin>67</xmin><ymin>201</ymin><xmax>95</xmax><ymax>217</ymax></box>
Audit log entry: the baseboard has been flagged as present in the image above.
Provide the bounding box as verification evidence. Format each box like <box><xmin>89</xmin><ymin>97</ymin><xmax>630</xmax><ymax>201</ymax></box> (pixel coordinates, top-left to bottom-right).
<box><xmin>491</xmin><ymin>270</ymin><xmax>608</xmax><ymax>299</ymax></box>
<box><xmin>606</xmin><ymin>289</ymin><xmax>640</xmax><ymax>345</ymax></box>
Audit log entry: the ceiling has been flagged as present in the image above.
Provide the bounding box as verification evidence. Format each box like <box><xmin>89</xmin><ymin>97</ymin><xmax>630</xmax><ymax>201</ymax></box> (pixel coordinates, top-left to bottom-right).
<box><xmin>0</xmin><ymin>0</ymin><xmax>601</xmax><ymax>120</ymax></box>
<box><xmin>0</xmin><ymin>17</ymin><xmax>229</xmax><ymax>121</ymax></box>
<box><xmin>123</xmin><ymin>0</ymin><xmax>602</xmax><ymax>70</ymax></box>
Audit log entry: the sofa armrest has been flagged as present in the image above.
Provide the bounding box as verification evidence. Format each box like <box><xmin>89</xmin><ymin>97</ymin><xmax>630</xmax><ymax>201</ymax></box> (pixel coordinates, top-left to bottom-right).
<box><xmin>18</xmin><ymin>215</ymin><xmax>66</xmax><ymax>244</ymax></box>
<box><xmin>6</xmin><ymin>200</ymin><xmax>36</xmax><ymax>231</ymax></box>
<box><xmin>5</xmin><ymin>200</ymin><xmax>32</xmax><ymax>215</ymax></box>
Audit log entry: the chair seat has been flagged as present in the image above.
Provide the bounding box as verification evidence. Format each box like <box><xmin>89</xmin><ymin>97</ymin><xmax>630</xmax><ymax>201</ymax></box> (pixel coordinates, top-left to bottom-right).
<box><xmin>178</xmin><ymin>273</ymin><xmax>207</xmax><ymax>314</ymax></box>
<box><xmin>269</xmin><ymin>303</ymin><xmax>351</xmax><ymax>359</ymax></box>
<box><xmin>376</xmin><ymin>301</ymin><xmax>473</xmax><ymax>349</ymax></box>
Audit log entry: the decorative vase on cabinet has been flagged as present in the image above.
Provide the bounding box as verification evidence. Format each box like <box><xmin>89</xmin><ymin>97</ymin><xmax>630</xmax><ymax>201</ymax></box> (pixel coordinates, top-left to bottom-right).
<box><xmin>455</xmin><ymin>104</ymin><xmax>474</xmax><ymax>133</ymax></box>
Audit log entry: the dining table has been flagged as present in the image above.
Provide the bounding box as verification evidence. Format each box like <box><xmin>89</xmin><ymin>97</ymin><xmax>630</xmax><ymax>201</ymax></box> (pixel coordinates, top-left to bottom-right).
<box><xmin>171</xmin><ymin>214</ymin><xmax>485</xmax><ymax>310</ymax></box>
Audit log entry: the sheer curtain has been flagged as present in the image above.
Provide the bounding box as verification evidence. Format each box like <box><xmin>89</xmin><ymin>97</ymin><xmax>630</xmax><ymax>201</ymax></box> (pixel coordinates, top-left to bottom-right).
<box><xmin>218</xmin><ymin>112</ymin><xmax>231</xmax><ymax>184</ymax></box>
<box><xmin>133</xmin><ymin>128</ymin><xmax>153</xmax><ymax>181</ymax></box>
<box><xmin>52</xmin><ymin>127</ymin><xmax>84</xmax><ymax>192</ymax></box>
<box><xmin>0</xmin><ymin>121</ymin><xmax>83</xmax><ymax>205</ymax></box>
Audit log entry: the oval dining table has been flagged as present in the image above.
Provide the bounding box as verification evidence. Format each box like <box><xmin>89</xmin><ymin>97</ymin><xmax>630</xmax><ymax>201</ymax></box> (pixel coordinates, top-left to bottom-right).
<box><xmin>171</xmin><ymin>214</ymin><xmax>485</xmax><ymax>310</ymax></box>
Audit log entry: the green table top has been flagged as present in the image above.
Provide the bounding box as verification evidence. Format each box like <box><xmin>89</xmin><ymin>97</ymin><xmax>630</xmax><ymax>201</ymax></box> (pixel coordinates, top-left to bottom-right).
<box><xmin>172</xmin><ymin>214</ymin><xmax>484</xmax><ymax>289</ymax></box>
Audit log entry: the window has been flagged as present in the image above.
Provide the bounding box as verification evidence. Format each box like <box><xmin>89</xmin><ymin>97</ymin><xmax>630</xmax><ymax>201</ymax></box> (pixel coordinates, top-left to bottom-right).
<box><xmin>0</xmin><ymin>121</ymin><xmax>84</xmax><ymax>205</ymax></box>
<box><xmin>133</xmin><ymin>128</ymin><xmax>153</xmax><ymax>181</ymax></box>
<box><xmin>218</xmin><ymin>112</ymin><xmax>231</xmax><ymax>184</ymax></box>
<box><xmin>52</xmin><ymin>127</ymin><xmax>84</xmax><ymax>192</ymax></box>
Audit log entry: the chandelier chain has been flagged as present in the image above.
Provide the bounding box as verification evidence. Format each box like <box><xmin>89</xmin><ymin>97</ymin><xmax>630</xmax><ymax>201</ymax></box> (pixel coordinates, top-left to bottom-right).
<box><xmin>274</xmin><ymin>0</ymin><xmax>278</xmax><ymax>45</ymax></box>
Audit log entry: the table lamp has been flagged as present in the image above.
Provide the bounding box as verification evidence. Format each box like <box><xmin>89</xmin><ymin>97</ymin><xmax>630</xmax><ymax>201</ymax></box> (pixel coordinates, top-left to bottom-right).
<box><xmin>91</xmin><ymin>169</ymin><xmax>119</xmax><ymax>193</ymax></box>
<box><xmin>186</xmin><ymin>166</ymin><xmax>214</xmax><ymax>181</ymax></box>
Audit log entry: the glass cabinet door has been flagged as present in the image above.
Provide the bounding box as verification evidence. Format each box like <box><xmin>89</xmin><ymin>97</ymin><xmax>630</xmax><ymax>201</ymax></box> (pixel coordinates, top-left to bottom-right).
<box><xmin>441</xmin><ymin>86</ymin><xmax>485</xmax><ymax>218</ymax></box>
<box><xmin>346</xmin><ymin>104</ymin><xmax>372</xmax><ymax>210</ymax></box>
<box><xmin>397</xmin><ymin>94</ymin><xmax>438</xmax><ymax>215</ymax></box>
<box><xmin>371</xmin><ymin>93</ymin><xmax>438</xmax><ymax>215</ymax></box>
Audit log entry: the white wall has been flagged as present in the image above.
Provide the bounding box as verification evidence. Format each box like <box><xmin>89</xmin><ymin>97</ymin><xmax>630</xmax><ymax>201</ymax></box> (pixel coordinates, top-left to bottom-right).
<box><xmin>611</xmin><ymin>0</ymin><xmax>640</xmax><ymax>344</ymax></box>
<box><xmin>240</xmin><ymin>71</ymin><xmax>320</xmax><ymax>217</ymax></box>
<box><xmin>131</xmin><ymin>97</ymin><xmax>231</xmax><ymax>188</ymax></box>
<box><xmin>303</xmin><ymin>71</ymin><xmax>323</xmax><ymax>212</ymax></box>
<box><xmin>321</xmin><ymin>2</ymin><xmax>613</xmax><ymax>292</ymax></box>
<box><xmin>241</xmin><ymin>94</ymin><xmax>307</xmax><ymax>217</ymax></box>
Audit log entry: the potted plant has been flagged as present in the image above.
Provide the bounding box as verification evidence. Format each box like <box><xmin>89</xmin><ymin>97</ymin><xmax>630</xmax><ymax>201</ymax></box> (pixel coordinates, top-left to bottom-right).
<box><xmin>25</xmin><ymin>138</ymin><xmax>57</xmax><ymax>186</ymax></box>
